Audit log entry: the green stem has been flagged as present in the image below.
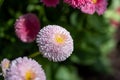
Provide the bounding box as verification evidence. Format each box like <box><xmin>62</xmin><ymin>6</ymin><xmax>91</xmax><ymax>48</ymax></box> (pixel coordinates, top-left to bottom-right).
<box><xmin>29</xmin><ymin>52</ymin><xmax>40</xmax><ymax>58</ymax></box>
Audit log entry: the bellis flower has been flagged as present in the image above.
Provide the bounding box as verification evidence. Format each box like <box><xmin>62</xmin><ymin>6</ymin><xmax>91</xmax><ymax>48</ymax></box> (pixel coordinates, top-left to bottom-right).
<box><xmin>0</xmin><ymin>59</ymin><xmax>10</xmax><ymax>77</ymax></box>
<box><xmin>64</xmin><ymin>0</ymin><xmax>108</xmax><ymax>15</ymax></box>
<box><xmin>5</xmin><ymin>57</ymin><xmax>46</xmax><ymax>80</ymax></box>
<box><xmin>15</xmin><ymin>13</ymin><xmax>40</xmax><ymax>43</ymax></box>
<box><xmin>41</xmin><ymin>0</ymin><xmax>59</xmax><ymax>7</ymax></box>
<box><xmin>36</xmin><ymin>25</ymin><xmax>73</xmax><ymax>62</ymax></box>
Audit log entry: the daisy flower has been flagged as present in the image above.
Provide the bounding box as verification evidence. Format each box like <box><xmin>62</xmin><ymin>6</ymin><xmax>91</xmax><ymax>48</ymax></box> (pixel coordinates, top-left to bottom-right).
<box><xmin>5</xmin><ymin>57</ymin><xmax>46</xmax><ymax>80</ymax></box>
<box><xmin>36</xmin><ymin>25</ymin><xmax>73</xmax><ymax>62</ymax></box>
<box><xmin>15</xmin><ymin>13</ymin><xmax>40</xmax><ymax>43</ymax></box>
<box><xmin>41</xmin><ymin>0</ymin><xmax>59</xmax><ymax>7</ymax></box>
<box><xmin>64</xmin><ymin>0</ymin><xmax>108</xmax><ymax>15</ymax></box>
<box><xmin>0</xmin><ymin>59</ymin><xmax>10</xmax><ymax>77</ymax></box>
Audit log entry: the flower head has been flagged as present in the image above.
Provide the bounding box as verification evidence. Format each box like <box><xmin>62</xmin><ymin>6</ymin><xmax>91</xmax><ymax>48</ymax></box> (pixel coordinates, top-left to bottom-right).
<box><xmin>15</xmin><ymin>13</ymin><xmax>40</xmax><ymax>43</ymax></box>
<box><xmin>64</xmin><ymin>0</ymin><xmax>108</xmax><ymax>15</ymax></box>
<box><xmin>0</xmin><ymin>59</ymin><xmax>10</xmax><ymax>77</ymax></box>
<box><xmin>5</xmin><ymin>57</ymin><xmax>46</xmax><ymax>80</ymax></box>
<box><xmin>64</xmin><ymin>0</ymin><xmax>82</xmax><ymax>8</ymax></box>
<box><xmin>36</xmin><ymin>25</ymin><xmax>73</xmax><ymax>62</ymax></box>
<box><xmin>41</xmin><ymin>0</ymin><xmax>59</xmax><ymax>7</ymax></box>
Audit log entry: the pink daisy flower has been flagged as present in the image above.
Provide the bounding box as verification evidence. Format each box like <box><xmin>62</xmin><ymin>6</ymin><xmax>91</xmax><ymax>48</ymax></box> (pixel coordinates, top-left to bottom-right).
<box><xmin>64</xmin><ymin>0</ymin><xmax>82</xmax><ymax>8</ymax></box>
<box><xmin>5</xmin><ymin>57</ymin><xmax>46</xmax><ymax>80</ymax></box>
<box><xmin>36</xmin><ymin>25</ymin><xmax>73</xmax><ymax>62</ymax></box>
<box><xmin>64</xmin><ymin>0</ymin><xmax>108</xmax><ymax>15</ymax></box>
<box><xmin>41</xmin><ymin>0</ymin><xmax>59</xmax><ymax>7</ymax></box>
<box><xmin>15</xmin><ymin>13</ymin><xmax>40</xmax><ymax>43</ymax></box>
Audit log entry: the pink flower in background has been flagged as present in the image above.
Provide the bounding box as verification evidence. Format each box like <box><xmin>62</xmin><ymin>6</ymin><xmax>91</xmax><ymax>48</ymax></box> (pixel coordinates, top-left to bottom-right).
<box><xmin>15</xmin><ymin>13</ymin><xmax>40</xmax><ymax>43</ymax></box>
<box><xmin>64</xmin><ymin>0</ymin><xmax>107</xmax><ymax>15</ymax></box>
<box><xmin>108</xmin><ymin>7</ymin><xmax>120</xmax><ymax>28</ymax></box>
<box><xmin>5</xmin><ymin>57</ymin><xmax>46</xmax><ymax>80</ymax></box>
<box><xmin>64</xmin><ymin>0</ymin><xmax>82</xmax><ymax>8</ymax></box>
<box><xmin>41</xmin><ymin>0</ymin><xmax>59</xmax><ymax>7</ymax></box>
<box><xmin>81</xmin><ymin>0</ymin><xmax>108</xmax><ymax>15</ymax></box>
<box><xmin>110</xmin><ymin>19</ymin><xmax>120</xmax><ymax>28</ymax></box>
<box><xmin>116</xmin><ymin>7</ymin><xmax>120</xmax><ymax>15</ymax></box>
<box><xmin>36</xmin><ymin>25</ymin><xmax>73</xmax><ymax>62</ymax></box>
<box><xmin>64</xmin><ymin>0</ymin><xmax>81</xmax><ymax>8</ymax></box>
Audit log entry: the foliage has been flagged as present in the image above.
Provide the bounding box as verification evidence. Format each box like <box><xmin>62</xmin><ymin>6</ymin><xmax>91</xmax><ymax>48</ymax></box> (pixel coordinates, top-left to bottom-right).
<box><xmin>0</xmin><ymin>0</ymin><xmax>119</xmax><ymax>80</ymax></box>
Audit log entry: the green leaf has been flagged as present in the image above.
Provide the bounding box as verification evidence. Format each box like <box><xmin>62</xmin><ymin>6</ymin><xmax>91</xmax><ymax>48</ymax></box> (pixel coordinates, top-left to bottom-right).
<box><xmin>55</xmin><ymin>66</ymin><xmax>81</xmax><ymax>80</ymax></box>
<box><xmin>0</xmin><ymin>0</ymin><xmax>4</xmax><ymax>8</ymax></box>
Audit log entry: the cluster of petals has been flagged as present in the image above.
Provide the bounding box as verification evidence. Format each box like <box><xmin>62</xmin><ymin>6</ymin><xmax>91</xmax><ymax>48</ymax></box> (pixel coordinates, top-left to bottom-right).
<box><xmin>0</xmin><ymin>59</ymin><xmax>10</xmax><ymax>77</ymax></box>
<box><xmin>64</xmin><ymin>0</ymin><xmax>108</xmax><ymax>15</ymax></box>
<box><xmin>15</xmin><ymin>13</ymin><xmax>40</xmax><ymax>43</ymax></box>
<box><xmin>1</xmin><ymin>57</ymin><xmax>46</xmax><ymax>80</ymax></box>
<box><xmin>36</xmin><ymin>25</ymin><xmax>73</xmax><ymax>62</ymax></box>
<box><xmin>41</xmin><ymin>0</ymin><xmax>59</xmax><ymax>7</ymax></box>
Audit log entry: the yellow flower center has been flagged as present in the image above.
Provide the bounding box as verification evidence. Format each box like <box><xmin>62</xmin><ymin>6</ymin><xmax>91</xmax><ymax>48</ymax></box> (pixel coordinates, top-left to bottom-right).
<box><xmin>55</xmin><ymin>34</ymin><xmax>66</xmax><ymax>44</ymax></box>
<box><xmin>91</xmin><ymin>0</ymin><xmax>97</xmax><ymax>4</ymax></box>
<box><xmin>25</xmin><ymin>70</ymin><xmax>35</xmax><ymax>80</ymax></box>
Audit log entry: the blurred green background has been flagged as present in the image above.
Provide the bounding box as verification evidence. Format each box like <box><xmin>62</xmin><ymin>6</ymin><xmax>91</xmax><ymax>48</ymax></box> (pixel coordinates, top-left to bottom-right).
<box><xmin>0</xmin><ymin>0</ymin><xmax>120</xmax><ymax>80</ymax></box>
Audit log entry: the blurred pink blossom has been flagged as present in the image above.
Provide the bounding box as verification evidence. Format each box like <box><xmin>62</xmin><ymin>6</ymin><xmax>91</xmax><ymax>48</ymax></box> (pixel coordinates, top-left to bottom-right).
<box><xmin>15</xmin><ymin>13</ymin><xmax>40</xmax><ymax>43</ymax></box>
<box><xmin>110</xmin><ymin>19</ymin><xmax>120</xmax><ymax>28</ymax></box>
<box><xmin>64</xmin><ymin>0</ymin><xmax>107</xmax><ymax>15</ymax></box>
<box><xmin>116</xmin><ymin>7</ymin><xmax>120</xmax><ymax>15</ymax></box>
<box><xmin>109</xmin><ymin>7</ymin><xmax>120</xmax><ymax>28</ymax></box>
<box><xmin>41</xmin><ymin>0</ymin><xmax>59</xmax><ymax>7</ymax></box>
